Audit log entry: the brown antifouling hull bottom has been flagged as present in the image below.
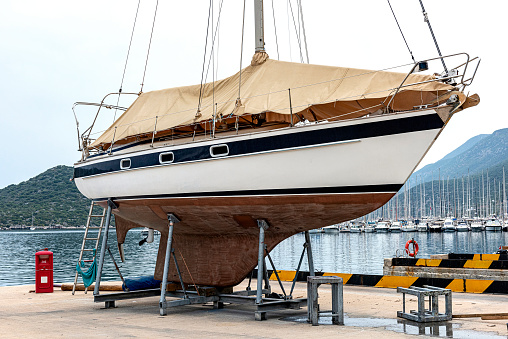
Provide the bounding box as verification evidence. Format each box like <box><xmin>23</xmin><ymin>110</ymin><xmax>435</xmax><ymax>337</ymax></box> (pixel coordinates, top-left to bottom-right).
<box><xmin>106</xmin><ymin>193</ymin><xmax>394</xmax><ymax>287</ymax></box>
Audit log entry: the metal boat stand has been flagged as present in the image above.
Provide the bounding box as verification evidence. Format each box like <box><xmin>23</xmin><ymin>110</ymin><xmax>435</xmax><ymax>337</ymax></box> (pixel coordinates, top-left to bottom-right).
<box><xmin>93</xmin><ymin>214</ymin><xmax>312</xmax><ymax>320</ymax></box>
<box><xmin>158</xmin><ymin>218</ymin><xmax>308</xmax><ymax>320</ymax></box>
<box><xmin>92</xmin><ymin>199</ymin><xmax>141</xmax><ymax>308</ymax></box>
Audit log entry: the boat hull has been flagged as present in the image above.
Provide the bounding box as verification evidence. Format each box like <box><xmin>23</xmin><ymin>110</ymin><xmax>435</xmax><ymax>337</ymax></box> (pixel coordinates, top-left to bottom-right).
<box><xmin>74</xmin><ymin>108</ymin><xmax>450</xmax><ymax>287</ymax></box>
<box><xmin>102</xmin><ymin>192</ymin><xmax>392</xmax><ymax>286</ymax></box>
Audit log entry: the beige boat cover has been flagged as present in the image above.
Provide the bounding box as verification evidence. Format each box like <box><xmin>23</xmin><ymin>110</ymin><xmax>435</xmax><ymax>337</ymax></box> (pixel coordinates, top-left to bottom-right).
<box><xmin>92</xmin><ymin>58</ymin><xmax>454</xmax><ymax>147</ymax></box>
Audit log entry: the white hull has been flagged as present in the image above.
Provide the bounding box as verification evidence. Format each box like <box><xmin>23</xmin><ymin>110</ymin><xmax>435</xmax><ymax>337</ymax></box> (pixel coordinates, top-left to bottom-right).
<box><xmin>75</xmin><ymin>109</ymin><xmax>443</xmax><ymax>201</ymax></box>
<box><xmin>442</xmin><ymin>226</ymin><xmax>457</xmax><ymax>232</ymax></box>
<box><xmin>402</xmin><ymin>227</ymin><xmax>417</xmax><ymax>232</ymax></box>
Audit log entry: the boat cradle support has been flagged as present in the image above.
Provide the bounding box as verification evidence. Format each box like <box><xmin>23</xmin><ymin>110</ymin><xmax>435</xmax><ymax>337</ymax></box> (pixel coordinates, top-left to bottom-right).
<box><xmin>157</xmin><ymin>217</ymin><xmax>310</xmax><ymax>320</ymax></box>
<box><xmin>93</xmin><ymin>215</ymin><xmax>313</xmax><ymax>320</ymax></box>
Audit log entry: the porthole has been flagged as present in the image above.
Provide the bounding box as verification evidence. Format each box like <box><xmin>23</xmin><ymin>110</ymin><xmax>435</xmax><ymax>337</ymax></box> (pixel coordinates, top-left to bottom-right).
<box><xmin>210</xmin><ymin>144</ymin><xmax>229</xmax><ymax>157</ymax></box>
<box><xmin>120</xmin><ymin>158</ymin><xmax>131</xmax><ymax>169</ymax></box>
<box><xmin>159</xmin><ymin>152</ymin><xmax>174</xmax><ymax>164</ymax></box>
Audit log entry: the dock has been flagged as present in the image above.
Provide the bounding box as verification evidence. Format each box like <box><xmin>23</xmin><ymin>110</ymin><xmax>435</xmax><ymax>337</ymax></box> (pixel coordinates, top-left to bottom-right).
<box><xmin>1</xmin><ymin>280</ymin><xmax>507</xmax><ymax>338</ymax></box>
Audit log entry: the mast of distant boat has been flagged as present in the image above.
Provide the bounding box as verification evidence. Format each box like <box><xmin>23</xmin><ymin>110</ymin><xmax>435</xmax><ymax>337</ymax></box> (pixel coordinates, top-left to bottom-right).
<box><xmin>503</xmin><ymin>167</ymin><xmax>506</xmax><ymax>224</ymax></box>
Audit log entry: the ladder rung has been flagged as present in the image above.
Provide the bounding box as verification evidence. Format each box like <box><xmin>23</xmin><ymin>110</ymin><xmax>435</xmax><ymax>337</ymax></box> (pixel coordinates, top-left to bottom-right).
<box><xmin>90</xmin><ymin>215</ymin><xmax>105</xmax><ymax>218</ymax></box>
<box><xmin>88</xmin><ymin>226</ymin><xmax>102</xmax><ymax>229</ymax></box>
<box><xmin>82</xmin><ymin>249</ymin><xmax>95</xmax><ymax>252</ymax></box>
<box><xmin>85</xmin><ymin>237</ymin><xmax>99</xmax><ymax>241</ymax></box>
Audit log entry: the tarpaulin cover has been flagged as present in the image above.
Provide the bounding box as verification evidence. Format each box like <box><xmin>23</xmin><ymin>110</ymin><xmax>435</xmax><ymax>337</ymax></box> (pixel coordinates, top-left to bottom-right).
<box><xmin>92</xmin><ymin>57</ymin><xmax>454</xmax><ymax>147</ymax></box>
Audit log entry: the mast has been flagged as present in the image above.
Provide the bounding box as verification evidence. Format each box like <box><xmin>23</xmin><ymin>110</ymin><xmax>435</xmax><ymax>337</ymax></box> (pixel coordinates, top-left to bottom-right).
<box><xmin>254</xmin><ymin>0</ymin><xmax>265</xmax><ymax>52</ymax></box>
<box><xmin>503</xmin><ymin>167</ymin><xmax>506</xmax><ymax>224</ymax></box>
<box><xmin>431</xmin><ymin>171</ymin><xmax>435</xmax><ymax>219</ymax></box>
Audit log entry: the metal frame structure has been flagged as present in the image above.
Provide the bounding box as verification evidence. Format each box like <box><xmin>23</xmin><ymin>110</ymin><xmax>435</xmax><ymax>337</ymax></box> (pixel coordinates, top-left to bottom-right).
<box><xmin>397</xmin><ymin>285</ymin><xmax>452</xmax><ymax>322</ymax></box>
<box><xmin>92</xmin><ymin>211</ymin><xmax>316</xmax><ymax>321</ymax></box>
<box><xmin>307</xmin><ymin>276</ymin><xmax>344</xmax><ymax>326</ymax></box>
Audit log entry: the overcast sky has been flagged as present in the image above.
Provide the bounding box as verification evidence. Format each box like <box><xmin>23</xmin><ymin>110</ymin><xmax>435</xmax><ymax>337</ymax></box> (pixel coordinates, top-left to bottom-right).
<box><xmin>0</xmin><ymin>0</ymin><xmax>504</xmax><ymax>189</ymax></box>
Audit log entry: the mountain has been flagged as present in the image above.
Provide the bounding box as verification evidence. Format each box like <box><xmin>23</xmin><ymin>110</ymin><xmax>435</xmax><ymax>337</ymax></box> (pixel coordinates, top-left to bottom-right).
<box><xmin>440</xmin><ymin>134</ymin><xmax>488</xmax><ymax>161</ymax></box>
<box><xmin>0</xmin><ymin>166</ymin><xmax>90</xmax><ymax>227</ymax></box>
<box><xmin>412</xmin><ymin>128</ymin><xmax>508</xmax><ymax>184</ymax></box>
<box><xmin>368</xmin><ymin>128</ymin><xmax>508</xmax><ymax>220</ymax></box>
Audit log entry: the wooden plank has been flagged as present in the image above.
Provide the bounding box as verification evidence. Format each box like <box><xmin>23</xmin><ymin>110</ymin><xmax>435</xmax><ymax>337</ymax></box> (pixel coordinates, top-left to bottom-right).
<box><xmin>481</xmin><ymin>315</ymin><xmax>508</xmax><ymax>320</ymax></box>
<box><xmin>61</xmin><ymin>283</ymin><xmax>123</xmax><ymax>291</ymax></box>
<box><xmin>453</xmin><ymin>312</ymin><xmax>508</xmax><ymax>318</ymax></box>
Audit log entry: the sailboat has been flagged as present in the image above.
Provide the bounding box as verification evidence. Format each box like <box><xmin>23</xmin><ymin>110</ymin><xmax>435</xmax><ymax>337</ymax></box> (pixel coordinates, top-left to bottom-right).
<box><xmin>72</xmin><ymin>1</ymin><xmax>479</xmax><ymax>287</ymax></box>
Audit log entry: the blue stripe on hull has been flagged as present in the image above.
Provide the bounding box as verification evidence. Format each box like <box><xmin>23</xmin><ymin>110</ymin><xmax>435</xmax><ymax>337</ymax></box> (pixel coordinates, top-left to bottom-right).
<box><xmin>93</xmin><ymin>183</ymin><xmax>403</xmax><ymax>202</ymax></box>
<box><xmin>75</xmin><ymin>112</ymin><xmax>444</xmax><ymax>179</ymax></box>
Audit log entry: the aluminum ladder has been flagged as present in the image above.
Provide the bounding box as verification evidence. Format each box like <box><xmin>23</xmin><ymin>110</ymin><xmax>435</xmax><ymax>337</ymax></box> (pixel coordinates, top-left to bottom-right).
<box><xmin>72</xmin><ymin>201</ymin><xmax>107</xmax><ymax>295</ymax></box>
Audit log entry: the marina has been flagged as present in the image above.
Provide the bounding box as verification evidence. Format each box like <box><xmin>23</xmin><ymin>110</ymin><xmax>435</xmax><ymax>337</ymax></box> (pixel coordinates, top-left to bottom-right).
<box><xmin>2</xmin><ymin>0</ymin><xmax>508</xmax><ymax>336</ymax></box>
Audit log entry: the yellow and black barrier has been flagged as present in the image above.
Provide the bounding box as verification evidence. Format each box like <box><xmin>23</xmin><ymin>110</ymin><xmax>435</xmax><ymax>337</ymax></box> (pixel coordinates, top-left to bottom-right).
<box><xmin>390</xmin><ymin>257</ymin><xmax>508</xmax><ymax>270</ymax></box>
<box><xmin>447</xmin><ymin>253</ymin><xmax>508</xmax><ymax>261</ymax></box>
<box><xmin>259</xmin><ymin>269</ymin><xmax>508</xmax><ymax>294</ymax></box>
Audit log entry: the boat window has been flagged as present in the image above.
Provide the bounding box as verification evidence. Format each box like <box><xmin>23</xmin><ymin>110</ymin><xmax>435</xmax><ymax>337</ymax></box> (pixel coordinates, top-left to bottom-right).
<box><xmin>120</xmin><ymin>158</ymin><xmax>131</xmax><ymax>169</ymax></box>
<box><xmin>210</xmin><ymin>144</ymin><xmax>229</xmax><ymax>157</ymax></box>
<box><xmin>159</xmin><ymin>152</ymin><xmax>174</xmax><ymax>164</ymax></box>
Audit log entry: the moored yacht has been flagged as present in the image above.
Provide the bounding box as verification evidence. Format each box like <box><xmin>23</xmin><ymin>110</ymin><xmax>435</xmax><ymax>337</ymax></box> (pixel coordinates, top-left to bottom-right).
<box><xmin>402</xmin><ymin>221</ymin><xmax>417</xmax><ymax>232</ymax></box>
<box><xmin>429</xmin><ymin>221</ymin><xmax>443</xmax><ymax>233</ymax></box>
<box><xmin>456</xmin><ymin>220</ymin><xmax>470</xmax><ymax>232</ymax></box>
<box><xmin>364</xmin><ymin>221</ymin><xmax>376</xmax><ymax>233</ymax></box>
<box><xmin>417</xmin><ymin>221</ymin><xmax>429</xmax><ymax>232</ymax></box>
<box><xmin>442</xmin><ymin>218</ymin><xmax>457</xmax><ymax>232</ymax></box>
<box><xmin>389</xmin><ymin>221</ymin><xmax>402</xmax><ymax>233</ymax></box>
<box><xmin>375</xmin><ymin>221</ymin><xmax>390</xmax><ymax>233</ymax></box>
<box><xmin>485</xmin><ymin>217</ymin><xmax>502</xmax><ymax>232</ymax></box>
<box><xmin>470</xmin><ymin>220</ymin><xmax>484</xmax><ymax>232</ymax></box>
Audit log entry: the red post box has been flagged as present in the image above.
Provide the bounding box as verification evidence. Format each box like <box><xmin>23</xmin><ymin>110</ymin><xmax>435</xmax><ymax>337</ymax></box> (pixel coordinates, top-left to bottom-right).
<box><xmin>35</xmin><ymin>249</ymin><xmax>53</xmax><ymax>293</ymax></box>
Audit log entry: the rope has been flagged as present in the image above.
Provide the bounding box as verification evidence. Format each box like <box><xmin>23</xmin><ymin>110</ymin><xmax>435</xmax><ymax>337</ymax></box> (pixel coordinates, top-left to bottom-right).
<box><xmin>386</xmin><ymin>0</ymin><xmax>415</xmax><ymax>63</ymax></box>
<box><xmin>297</xmin><ymin>0</ymin><xmax>309</xmax><ymax>63</ymax></box>
<box><xmin>203</xmin><ymin>0</ymin><xmax>225</xmax><ymax>91</ymax></box>
<box><xmin>113</xmin><ymin>0</ymin><xmax>141</xmax><ymax>122</ymax></box>
<box><xmin>286</xmin><ymin>0</ymin><xmax>293</xmax><ymax>61</ymax></box>
<box><xmin>288</xmin><ymin>0</ymin><xmax>304</xmax><ymax>63</ymax></box>
<box><xmin>418</xmin><ymin>0</ymin><xmax>448</xmax><ymax>73</ymax></box>
<box><xmin>238</xmin><ymin>0</ymin><xmax>247</xmax><ymax>101</ymax></box>
<box><xmin>270</xmin><ymin>0</ymin><xmax>280</xmax><ymax>60</ymax></box>
<box><xmin>173</xmin><ymin>236</ymin><xmax>200</xmax><ymax>296</ymax></box>
<box><xmin>197</xmin><ymin>0</ymin><xmax>214</xmax><ymax>114</ymax></box>
<box><xmin>140</xmin><ymin>0</ymin><xmax>159</xmax><ymax>93</ymax></box>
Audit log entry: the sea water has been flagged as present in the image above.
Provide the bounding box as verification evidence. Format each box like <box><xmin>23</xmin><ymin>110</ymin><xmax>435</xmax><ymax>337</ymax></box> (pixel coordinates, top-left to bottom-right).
<box><xmin>0</xmin><ymin>229</ymin><xmax>506</xmax><ymax>286</ymax></box>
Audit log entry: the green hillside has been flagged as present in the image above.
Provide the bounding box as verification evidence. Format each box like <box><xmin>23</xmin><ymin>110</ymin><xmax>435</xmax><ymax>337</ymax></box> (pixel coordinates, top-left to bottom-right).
<box><xmin>0</xmin><ymin>166</ymin><xmax>90</xmax><ymax>227</ymax></box>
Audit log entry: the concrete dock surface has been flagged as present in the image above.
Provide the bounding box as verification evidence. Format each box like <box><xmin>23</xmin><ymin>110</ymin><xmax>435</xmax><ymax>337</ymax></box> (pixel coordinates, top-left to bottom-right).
<box><xmin>1</xmin><ymin>280</ymin><xmax>507</xmax><ymax>338</ymax></box>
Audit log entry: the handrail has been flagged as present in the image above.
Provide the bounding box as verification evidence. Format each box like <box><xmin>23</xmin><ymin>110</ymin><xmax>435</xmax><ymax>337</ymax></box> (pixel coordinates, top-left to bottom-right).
<box><xmin>384</xmin><ymin>52</ymin><xmax>476</xmax><ymax>111</ymax></box>
<box><xmin>73</xmin><ymin>92</ymin><xmax>139</xmax><ymax>156</ymax></box>
<box><xmin>81</xmin><ymin>92</ymin><xmax>139</xmax><ymax>141</ymax></box>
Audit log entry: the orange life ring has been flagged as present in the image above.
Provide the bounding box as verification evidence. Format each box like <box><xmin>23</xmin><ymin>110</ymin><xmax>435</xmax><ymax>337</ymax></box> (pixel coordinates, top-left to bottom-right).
<box><xmin>405</xmin><ymin>239</ymin><xmax>419</xmax><ymax>257</ymax></box>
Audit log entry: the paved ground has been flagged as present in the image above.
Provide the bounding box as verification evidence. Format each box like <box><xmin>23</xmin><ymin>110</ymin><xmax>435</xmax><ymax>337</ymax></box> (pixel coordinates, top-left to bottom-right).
<box><xmin>1</xmin><ymin>280</ymin><xmax>507</xmax><ymax>338</ymax></box>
